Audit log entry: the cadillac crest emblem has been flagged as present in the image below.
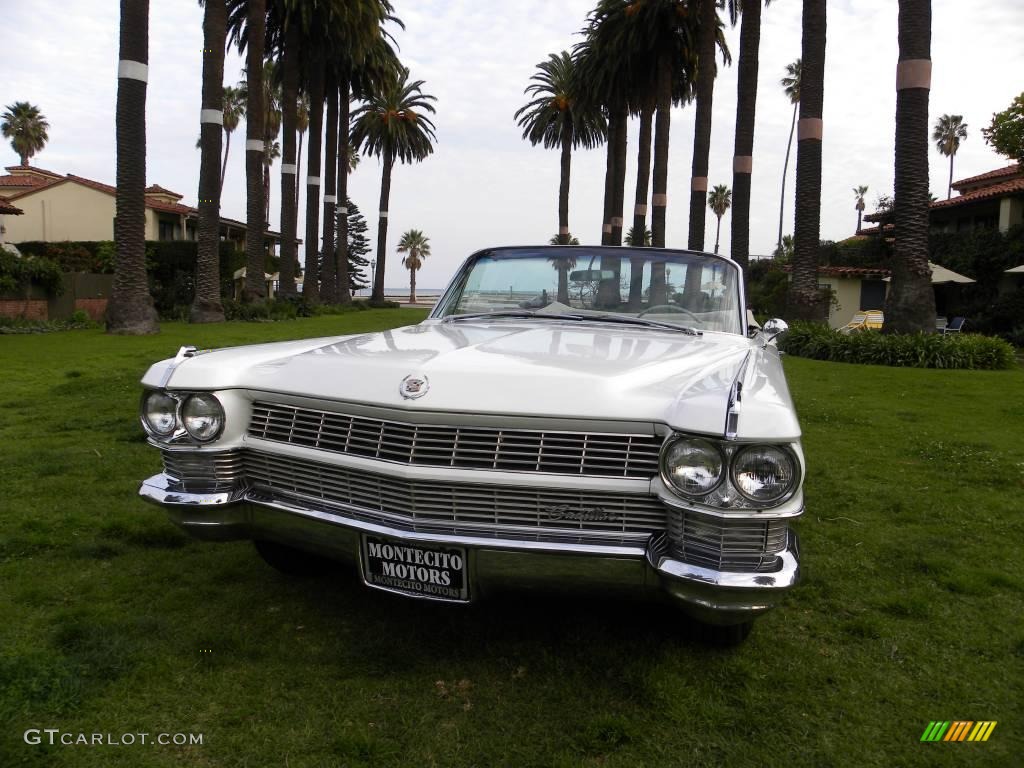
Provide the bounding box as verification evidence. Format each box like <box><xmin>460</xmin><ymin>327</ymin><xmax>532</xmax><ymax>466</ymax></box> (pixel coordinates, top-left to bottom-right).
<box><xmin>399</xmin><ymin>374</ymin><xmax>429</xmax><ymax>399</ymax></box>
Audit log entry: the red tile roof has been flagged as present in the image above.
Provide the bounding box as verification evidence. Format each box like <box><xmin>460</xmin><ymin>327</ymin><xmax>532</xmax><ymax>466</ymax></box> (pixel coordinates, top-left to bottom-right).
<box><xmin>3</xmin><ymin>164</ymin><xmax>64</xmax><ymax>179</ymax></box>
<box><xmin>145</xmin><ymin>184</ymin><xmax>183</xmax><ymax>199</ymax></box>
<box><xmin>0</xmin><ymin>174</ymin><xmax>49</xmax><ymax>187</ymax></box>
<box><xmin>0</xmin><ymin>199</ymin><xmax>24</xmax><ymax>215</ymax></box>
<box><xmin>66</xmin><ymin>173</ymin><xmax>117</xmax><ymax>196</ymax></box>
<box><xmin>931</xmin><ymin>176</ymin><xmax>1024</xmax><ymax>210</ymax></box>
<box><xmin>952</xmin><ymin>163</ymin><xmax>1021</xmax><ymax>191</ymax></box>
<box><xmin>146</xmin><ymin>199</ymin><xmax>195</xmax><ymax>215</ymax></box>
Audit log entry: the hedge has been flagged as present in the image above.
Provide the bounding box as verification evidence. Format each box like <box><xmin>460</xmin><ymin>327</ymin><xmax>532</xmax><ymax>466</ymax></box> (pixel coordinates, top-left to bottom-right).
<box><xmin>0</xmin><ymin>248</ymin><xmax>64</xmax><ymax>297</ymax></box>
<box><xmin>779</xmin><ymin>322</ymin><xmax>1017</xmax><ymax>370</ymax></box>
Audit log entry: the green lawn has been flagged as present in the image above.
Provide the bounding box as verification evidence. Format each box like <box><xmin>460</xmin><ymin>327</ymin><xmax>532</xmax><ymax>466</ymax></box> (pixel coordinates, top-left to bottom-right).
<box><xmin>1</xmin><ymin>312</ymin><xmax>1021</xmax><ymax>767</ymax></box>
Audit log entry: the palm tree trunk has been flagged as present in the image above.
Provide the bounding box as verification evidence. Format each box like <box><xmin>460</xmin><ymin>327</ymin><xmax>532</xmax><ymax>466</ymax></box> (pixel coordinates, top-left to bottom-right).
<box><xmin>857</xmin><ymin>208</ymin><xmax>863</xmax><ymax>232</ymax></box>
<box><xmin>650</xmin><ymin>52</ymin><xmax>672</xmax><ymax>306</ymax></box>
<box><xmin>219</xmin><ymin>129</ymin><xmax>230</xmax><ymax>195</ymax></box>
<box><xmin>883</xmin><ymin>0</ymin><xmax>935</xmax><ymax>333</ymax></box>
<box><xmin>610</xmin><ymin>107</ymin><xmax>628</xmax><ymax>246</ymax></box>
<box><xmin>714</xmin><ymin>215</ymin><xmax>722</xmax><ymax>253</ymax></box>
<box><xmin>409</xmin><ymin>264</ymin><xmax>417</xmax><ymax>304</ymax></box>
<box><xmin>651</xmin><ymin>52</ymin><xmax>671</xmax><ymax>250</ymax></box>
<box><xmin>371</xmin><ymin>153</ymin><xmax>393</xmax><ymax>304</ymax></box>
<box><xmin>336</xmin><ymin>77</ymin><xmax>351</xmax><ymax>304</ymax></box>
<box><xmin>557</xmin><ymin>130</ymin><xmax>571</xmax><ymax>245</ymax></box>
<box><xmin>688</xmin><ymin>0</ymin><xmax>718</xmax><ymax>252</ymax></box>
<box><xmin>303</xmin><ymin>59</ymin><xmax>324</xmax><ymax>304</ymax></box>
<box><xmin>276</xmin><ymin>20</ymin><xmax>300</xmax><ymax>299</ymax></box>
<box><xmin>777</xmin><ymin>101</ymin><xmax>797</xmax><ymax>255</ymax></box>
<box><xmin>191</xmin><ymin>0</ymin><xmax>226</xmax><ymax>323</ymax></box>
<box><xmin>263</xmin><ymin>163</ymin><xmax>270</xmax><ymax>226</ymax></box>
<box><xmin>629</xmin><ymin>99</ymin><xmax>653</xmax><ymax>308</ymax></box>
<box><xmin>601</xmin><ymin>114</ymin><xmax>616</xmax><ymax>245</ymax></box>
<box><xmin>557</xmin><ymin>262</ymin><xmax>569</xmax><ymax>304</ymax></box>
<box><xmin>787</xmin><ymin>0</ymin><xmax>827</xmax><ymax>322</ymax></box>
<box><xmin>295</xmin><ymin>131</ymin><xmax>303</xmax><ymax>211</ymax></box>
<box><xmin>947</xmin><ymin>152</ymin><xmax>953</xmax><ymax>199</ymax></box>
<box><xmin>242</xmin><ymin>0</ymin><xmax>266</xmax><ymax>301</ymax></box>
<box><xmin>731</xmin><ymin>0</ymin><xmax>761</xmax><ymax>271</ymax></box>
<box><xmin>319</xmin><ymin>74</ymin><xmax>338</xmax><ymax>304</ymax></box>
<box><xmin>108</xmin><ymin>0</ymin><xmax>158</xmax><ymax>333</ymax></box>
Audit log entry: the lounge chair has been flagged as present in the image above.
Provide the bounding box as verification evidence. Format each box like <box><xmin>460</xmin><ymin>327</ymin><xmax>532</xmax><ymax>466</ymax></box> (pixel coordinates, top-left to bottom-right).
<box><xmin>839</xmin><ymin>312</ymin><xmax>867</xmax><ymax>333</ymax></box>
<box><xmin>935</xmin><ymin>316</ymin><xmax>947</xmax><ymax>333</ymax></box>
<box><xmin>943</xmin><ymin>316</ymin><xmax>965</xmax><ymax>334</ymax></box>
<box><xmin>863</xmin><ymin>310</ymin><xmax>884</xmax><ymax>330</ymax></box>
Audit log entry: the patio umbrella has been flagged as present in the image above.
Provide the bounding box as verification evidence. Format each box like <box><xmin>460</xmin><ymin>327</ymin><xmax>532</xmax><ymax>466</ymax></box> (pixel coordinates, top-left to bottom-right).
<box><xmin>884</xmin><ymin>262</ymin><xmax>975</xmax><ymax>285</ymax></box>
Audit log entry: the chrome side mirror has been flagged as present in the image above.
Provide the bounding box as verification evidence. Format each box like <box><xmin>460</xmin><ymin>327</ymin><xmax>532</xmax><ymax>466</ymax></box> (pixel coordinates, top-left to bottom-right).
<box><xmin>762</xmin><ymin>318</ymin><xmax>788</xmax><ymax>346</ymax></box>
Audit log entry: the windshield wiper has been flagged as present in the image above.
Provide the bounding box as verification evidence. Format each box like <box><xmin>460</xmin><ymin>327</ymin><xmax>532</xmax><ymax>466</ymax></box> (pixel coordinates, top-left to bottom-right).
<box><xmin>443</xmin><ymin>310</ymin><xmax>585</xmax><ymax>323</ymax></box>
<box><xmin>583</xmin><ymin>314</ymin><xmax>703</xmax><ymax>335</ymax></box>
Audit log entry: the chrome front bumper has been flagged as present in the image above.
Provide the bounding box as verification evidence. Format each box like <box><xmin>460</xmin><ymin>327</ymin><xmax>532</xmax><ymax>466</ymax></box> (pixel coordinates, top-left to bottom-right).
<box><xmin>139</xmin><ymin>473</ymin><xmax>800</xmax><ymax>625</ymax></box>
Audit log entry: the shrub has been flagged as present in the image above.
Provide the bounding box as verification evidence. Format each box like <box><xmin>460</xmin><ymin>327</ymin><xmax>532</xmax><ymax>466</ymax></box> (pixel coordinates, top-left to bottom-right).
<box><xmin>0</xmin><ymin>314</ymin><xmax>94</xmax><ymax>334</ymax></box>
<box><xmin>780</xmin><ymin>322</ymin><xmax>1016</xmax><ymax>370</ymax></box>
<box><xmin>0</xmin><ymin>249</ymin><xmax>64</xmax><ymax>296</ymax></box>
<box><xmin>221</xmin><ymin>298</ymin><xmax>299</xmax><ymax>322</ymax></box>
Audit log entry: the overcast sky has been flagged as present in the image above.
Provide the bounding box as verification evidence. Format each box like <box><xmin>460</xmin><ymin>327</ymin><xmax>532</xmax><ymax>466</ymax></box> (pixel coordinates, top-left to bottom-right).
<box><xmin>3</xmin><ymin>0</ymin><xmax>1022</xmax><ymax>289</ymax></box>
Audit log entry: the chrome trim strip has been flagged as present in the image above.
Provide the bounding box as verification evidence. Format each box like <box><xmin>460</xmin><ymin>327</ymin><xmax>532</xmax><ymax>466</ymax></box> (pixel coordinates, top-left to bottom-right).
<box><xmin>139</xmin><ymin>473</ymin><xmax>245</xmax><ymax>506</ymax></box>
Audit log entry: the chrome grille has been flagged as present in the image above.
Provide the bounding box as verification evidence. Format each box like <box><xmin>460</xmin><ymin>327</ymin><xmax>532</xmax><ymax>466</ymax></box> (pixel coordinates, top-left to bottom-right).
<box><xmin>248</xmin><ymin>402</ymin><xmax>662</xmax><ymax>478</ymax></box>
<box><xmin>242</xmin><ymin>451</ymin><xmax>666</xmax><ymax>543</ymax></box>
<box><xmin>667</xmin><ymin>508</ymin><xmax>787</xmax><ymax>573</ymax></box>
<box><xmin>161</xmin><ymin>449</ymin><xmax>244</xmax><ymax>492</ymax></box>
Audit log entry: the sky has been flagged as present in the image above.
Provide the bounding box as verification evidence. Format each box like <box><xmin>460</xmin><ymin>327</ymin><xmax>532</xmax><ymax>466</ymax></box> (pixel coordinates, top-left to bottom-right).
<box><xmin>2</xmin><ymin>0</ymin><xmax>1022</xmax><ymax>290</ymax></box>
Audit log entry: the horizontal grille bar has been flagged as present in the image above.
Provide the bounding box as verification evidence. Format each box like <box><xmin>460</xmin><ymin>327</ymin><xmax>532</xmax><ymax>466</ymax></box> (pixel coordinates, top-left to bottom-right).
<box><xmin>667</xmin><ymin>508</ymin><xmax>787</xmax><ymax>573</ymax></box>
<box><xmin>161</xmin><ymin>449</ymin><xmax>245</xmax><ymax>492</ymax></box>
<box><xmin>243</xmin><ymin>451</ymin><xmax>665</xmax><ymax>543</ymax></box>
<box><xmin>248</xmin><ymin>402</ymin><xmax>662</xmax><ymax>478</ymax></box>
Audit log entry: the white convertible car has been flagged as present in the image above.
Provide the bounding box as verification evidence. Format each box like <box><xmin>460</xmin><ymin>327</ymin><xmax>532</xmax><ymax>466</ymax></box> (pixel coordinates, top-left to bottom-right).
<box><xmin>139</xmin><ymin>246</ymin><xmax>803</xmax><ymax>643</ymax></box>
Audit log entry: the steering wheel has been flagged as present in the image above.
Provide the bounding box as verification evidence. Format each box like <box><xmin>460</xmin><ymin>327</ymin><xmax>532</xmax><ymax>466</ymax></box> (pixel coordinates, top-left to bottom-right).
<box><xmin>638</xmin><ymin>304</ymin><xmax>702</xmax><ymax>324</ymax></box>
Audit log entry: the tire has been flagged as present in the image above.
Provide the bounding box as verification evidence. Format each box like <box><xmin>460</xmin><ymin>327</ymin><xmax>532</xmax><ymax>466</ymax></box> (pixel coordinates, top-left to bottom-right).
<box><xmin>253</xmin><ymin>540</ymin><xmax>334</xmax><ymax>577</ymax></box>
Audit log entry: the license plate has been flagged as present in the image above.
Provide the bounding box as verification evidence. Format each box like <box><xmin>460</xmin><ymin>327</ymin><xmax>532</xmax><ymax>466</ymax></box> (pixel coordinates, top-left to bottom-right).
<box><xmin>360</xmin><ymin>535</ymin><xmax>469</xmax><ymax>602</ymax></box>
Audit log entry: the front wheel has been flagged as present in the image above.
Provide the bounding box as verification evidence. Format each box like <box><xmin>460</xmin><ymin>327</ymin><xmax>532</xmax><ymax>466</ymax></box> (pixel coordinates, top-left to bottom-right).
<box><xmin>253</xmin><ymin>540</ymin><xmax>334</xmax><ymax>577</ymax></box>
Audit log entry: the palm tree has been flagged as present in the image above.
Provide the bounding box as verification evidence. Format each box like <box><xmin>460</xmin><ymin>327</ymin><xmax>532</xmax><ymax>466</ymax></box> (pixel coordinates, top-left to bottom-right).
<box><xmin>351</xmin><ymin>68</ymin><xmax>437</xmax><ymax>305</ymax></box>
<box><xmin>547</xmin><ymin>251</ymin><xmax>578</xmax><ymax>304</ymax></box>
<box><xmin>625</xmin><ymin>226</ymin><xmax>651</xmax><ymax>246</ymax></box>
<box><xmin>853</xmin><ymin>184</ymin><xmax>868</xmax><ymax>232</ymax></box>
<box><xmin>883</xmin><ymin>0</ymin><xmax>936</xmax><ymax>333</ymax></box>
<box><xmin>397</xmin><ymin>229</ymin><xmax>430</xmax><ymax>304</ymax></box>
<box><xmin>515</xmin><ymin>51</ymin><xmax>606</xmax><ymax>246</ymax></box>
<box><xmin>730</xmin><ymin>0</ymin><xmax>767</xmax><ymax>271</ymax></box>
<box><xmin>319</xmin><ymin>80</ymin><xmax>339</xmax><ymax>303</ymax></box>
<box><xmin>1</xmin><ymin>102</ymin><xmax>49</xmax><ymax>166</ymax></box>
<box><xmin>786</xmin><ymin>3</ymin><xmax>825</xmax><ymax>322</ymax></box>
<box><xmin>933</xmin><ymin>114</ymin><xmax>967</xmax><ymax>200</ymax></box>
<box><xmin>270</xmin><ymin>5</ymin><xmax>302</xmax><ymax>300</ymax></box>
<box><xmin>549</xmin><ymin>233</ymin><xmax>580</xmax><ymax>245</ymax></box>
<box><xmin>191</xmin><ymin>0</ymin><xmax>227</xmax><ymax>324</ymax></box>
<box><xmin>688</xmin><ymin>0</ymin><xmax>731</xmax><ymax>252</ymax></box>
<box><xmin>777</xmin><ymin>58</ymin><xmax>801</xmax><ymax>255</ymax></box>
<box><xmin>232</xmin><ymin>0</ymin><xmax>268</xmax><ymax>301</ymax></box>
<box><xmin>294</xmin><ymin>93</ymin><xmax>309</xmax><ymax>210</ymax></box>
<box><xmin>220</xmin><ymin>85</ymin><xmax>244</xmax><ymax>193</ymax></box>
<box><xmin>107</xmin><ymin>0</ymin><xmax>158</xmax><ymax>334</ymax></box>
<box><xmin>708</xmin><ymin>184</ymin><xmax>731</xmax><ymax>254</ymax></box>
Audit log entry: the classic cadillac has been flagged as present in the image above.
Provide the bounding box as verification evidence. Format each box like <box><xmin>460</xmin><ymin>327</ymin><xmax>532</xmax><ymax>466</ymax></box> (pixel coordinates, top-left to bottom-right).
<box><xmin>139</xmin><ymin>246</ymin><xmax>803</xmax><ymax>643</ymax></box>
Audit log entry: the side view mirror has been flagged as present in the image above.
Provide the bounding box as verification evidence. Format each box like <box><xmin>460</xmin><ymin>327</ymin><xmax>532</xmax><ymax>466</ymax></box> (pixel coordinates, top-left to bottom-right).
<box><xmin>762</xmin><ymin>318</ymin><xmax>789</xmax><ymax>346</ymax></box>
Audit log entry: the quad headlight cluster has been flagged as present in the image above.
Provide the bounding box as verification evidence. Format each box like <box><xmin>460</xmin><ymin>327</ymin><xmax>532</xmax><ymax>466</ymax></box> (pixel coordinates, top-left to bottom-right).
<box><xmin>660</xmin><ymin>435</ymin><xmax>799</xmax><ymax>507</ymax></box>
<box><xmin>140</xmin><ymin>390</ymin><xmax>225</xmax><ymax>443</ymax></box>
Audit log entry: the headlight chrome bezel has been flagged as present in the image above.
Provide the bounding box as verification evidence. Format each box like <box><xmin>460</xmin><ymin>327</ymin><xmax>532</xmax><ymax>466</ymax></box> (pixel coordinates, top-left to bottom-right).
<box><xmin>139</xmin><ymin>389</ymin><xmax>225</xmax><ymax>444</ymax></box>
<box><xmin>659</xmin><ymin>436</ymin><xmax>726</xmax><ymax>498</ymax></box>
<box><xmin>659</xmin><ymin>433</ymin><xmax>801</xmax><ymax>511</ymax></box>
<box><xmin>140</xmin><ymin>390</ymin><xmax>179</xmax><ymax>438</ymax></box>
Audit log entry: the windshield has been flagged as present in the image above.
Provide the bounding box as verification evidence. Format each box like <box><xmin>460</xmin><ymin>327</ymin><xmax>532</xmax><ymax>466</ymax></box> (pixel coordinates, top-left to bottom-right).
<box><xmin>435</xmin><ymin>247</ymin><xmax>744</xmax><ymax>334</ymax></box>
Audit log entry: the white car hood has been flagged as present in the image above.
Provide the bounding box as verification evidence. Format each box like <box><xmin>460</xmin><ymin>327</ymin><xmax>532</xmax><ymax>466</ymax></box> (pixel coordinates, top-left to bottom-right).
<box><xmin>144</xmin><ymin>320</ymin><xmax>800</xmax><ymax>439</ymax></box>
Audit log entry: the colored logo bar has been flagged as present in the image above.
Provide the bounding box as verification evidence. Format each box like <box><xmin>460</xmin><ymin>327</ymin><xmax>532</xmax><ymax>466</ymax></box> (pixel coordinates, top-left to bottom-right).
<box><xmin>921</xmin><ymin>721</ymin><xmax>997</xmax><ymax>742</ymax></box>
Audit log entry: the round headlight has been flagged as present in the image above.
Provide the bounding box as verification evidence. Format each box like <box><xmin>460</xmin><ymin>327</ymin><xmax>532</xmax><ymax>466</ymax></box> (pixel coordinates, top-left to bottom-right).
<box><xmin>181</xmin><ymin>393</ymin><xmax>225</xmax><ymax>442</ymax></box>
<box><xmin>731</xmin><ymin>445</ymin><xmax>797</xmax><ymax>503</ymax></box>
<box><xmin>141</xmin><ymin>391</ymin><xmax>178</xmax><ymax>437</ymax></box>
<box><xmin>662</xmin><ymin>438</ymin><xmax>724</xmax><ymax>496</ymax></box>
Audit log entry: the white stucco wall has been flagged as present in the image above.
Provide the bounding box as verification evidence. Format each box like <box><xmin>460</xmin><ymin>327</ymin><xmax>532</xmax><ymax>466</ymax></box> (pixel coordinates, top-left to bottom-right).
<box><xmin>4</xmin><ymin>183</ymin><xmax>116</xmax><ymax>242</ymax></box>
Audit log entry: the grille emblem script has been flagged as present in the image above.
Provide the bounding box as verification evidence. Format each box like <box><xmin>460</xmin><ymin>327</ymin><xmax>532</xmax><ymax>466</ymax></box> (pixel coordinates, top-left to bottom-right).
<box><xmin>544</xmin><ymin>505</ymin><xmax>620</xmax><ymax>523</ymax></box>
<box><xmin>399</xmin><ymin>374</ymin><xmax>430</xmax><ymax>400</ymax></box>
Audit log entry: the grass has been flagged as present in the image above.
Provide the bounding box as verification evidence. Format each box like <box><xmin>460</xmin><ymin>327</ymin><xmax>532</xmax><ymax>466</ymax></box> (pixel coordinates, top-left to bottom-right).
<box><xmin>1</xmin><ymin>312</ymin><xmax>1022</xmax><ymax>767</ymax></box>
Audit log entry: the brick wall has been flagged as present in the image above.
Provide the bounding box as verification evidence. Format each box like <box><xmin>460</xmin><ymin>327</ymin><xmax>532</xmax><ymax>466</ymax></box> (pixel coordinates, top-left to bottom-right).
<box><xmin>0</xmin><ymin>299</ymin><xmax>48</xmax><ymax>320</ymax></box>
<box><xmin>74</xmin><ymin>298</ymin><xmax>108</xmax><ymax>322</ymax></box>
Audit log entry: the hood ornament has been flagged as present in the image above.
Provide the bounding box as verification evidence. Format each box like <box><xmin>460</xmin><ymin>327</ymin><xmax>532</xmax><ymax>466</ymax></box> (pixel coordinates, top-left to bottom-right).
<box><xmin>399</xmin><ymin>374</ymin><xmax>430</xmax><ymax>400</ymax></box>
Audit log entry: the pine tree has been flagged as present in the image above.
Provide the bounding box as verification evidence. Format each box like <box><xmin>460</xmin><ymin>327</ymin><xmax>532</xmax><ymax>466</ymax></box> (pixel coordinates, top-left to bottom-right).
<box><xmin>337</xmin><ymin>198</ymin><xmax>371</xmax><ymax>292</ymax></box>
